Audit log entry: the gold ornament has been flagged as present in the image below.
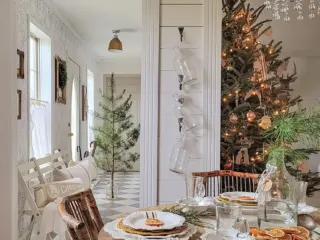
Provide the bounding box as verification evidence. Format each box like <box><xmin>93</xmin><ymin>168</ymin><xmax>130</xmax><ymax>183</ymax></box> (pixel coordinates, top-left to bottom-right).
<box><xmin>229</xmin><ymin>113</ymin><xmax>238</xmax><ymax>124</ymax></box>
<box><xmin>247</xmin><ymin>110</ymin><xmax>256</xmax><ymax>122</ymax></box>
<box><xmin>242</xmin><ymin>24</ymin><xmax>251</xmax><ymax>33</ymax></box>
<box><xmin>260</xmin><ymin>115</ymin><xmax>272</xmax><ymax>129</ymax></box>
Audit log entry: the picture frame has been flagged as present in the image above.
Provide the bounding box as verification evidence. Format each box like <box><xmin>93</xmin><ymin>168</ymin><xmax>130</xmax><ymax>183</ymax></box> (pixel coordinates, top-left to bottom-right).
<box><xmin>55</xmin><ymin>56</ymin><xmax>67</xmax><ymax>104</ymax></box>
<box><xmin>82</xmin><ymin>85</ymin><xmax>88</xmax><ymax>121</ymax></box>
<box><xmin>17</xmin><ymin>49</ymin><xmax>25</xmax><ymax>79</ymax></box>
<box><xmin>17</xmin><ymin>90</ymin><xmax>22</xmax><ymax>120</ymax></box>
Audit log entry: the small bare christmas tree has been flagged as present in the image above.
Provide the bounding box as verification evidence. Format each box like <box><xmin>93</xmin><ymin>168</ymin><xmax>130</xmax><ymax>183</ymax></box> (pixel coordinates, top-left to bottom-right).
<box><xmin>93</xmin><ymin>73</ymin><xmax>140</xmax><ymax>199</ymax></box>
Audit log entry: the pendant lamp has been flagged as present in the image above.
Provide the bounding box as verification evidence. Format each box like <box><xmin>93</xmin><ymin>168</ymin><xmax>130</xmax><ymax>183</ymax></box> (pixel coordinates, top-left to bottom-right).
<box><xmin>108</xmin><ymin>30</ymin><xmax>122</xmax><ymax>52</ymax></box>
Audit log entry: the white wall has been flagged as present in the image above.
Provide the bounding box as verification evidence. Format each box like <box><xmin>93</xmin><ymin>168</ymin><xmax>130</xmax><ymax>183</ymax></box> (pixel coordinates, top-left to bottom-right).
<box><xmin>158</xmin><ymin>1</ymin><xmax>204</xmax><ymax>204</ymax></box>
<box><xmin>0</xmin><ymin>0</ymin><xmax>18</xmax><ymax>238</ymax></box>
<box><xmin>290</xmin><ymin>57</ymin><xmax>320</xmax><ymax>172</ymax></box>
<box><xmin>16</xmin><ymin>0</ymin><xmax>98</xmax><ymax>234</ymax></box>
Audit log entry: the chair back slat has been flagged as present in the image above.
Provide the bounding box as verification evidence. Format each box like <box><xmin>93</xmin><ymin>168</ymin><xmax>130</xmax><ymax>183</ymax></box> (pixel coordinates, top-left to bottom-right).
<box><xmin>55</xmin><ymin>149</ymin><xmax>70</xmax><ymax>168</ymax></box>
<box><xmin>192</xmin><ymin>170</ymin><xmax>260</xmax><ymax>197</ymax></box>
<box><xmin>22</xmin><ymin>170</ymin><xmax>40</xmax><ymax>182</ymax></box>
<box><xmin>18</xmin><ymin>161</ymin><xmax>36</xmax><ymax>173</ymax></box>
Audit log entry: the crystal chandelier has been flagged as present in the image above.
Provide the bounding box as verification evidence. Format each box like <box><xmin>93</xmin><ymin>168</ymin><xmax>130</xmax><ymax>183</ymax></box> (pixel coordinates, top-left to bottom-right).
<box><xmin>264</xmin><ymin>0</ymin><xmax>320</xmax><ymax>21</ymax></box>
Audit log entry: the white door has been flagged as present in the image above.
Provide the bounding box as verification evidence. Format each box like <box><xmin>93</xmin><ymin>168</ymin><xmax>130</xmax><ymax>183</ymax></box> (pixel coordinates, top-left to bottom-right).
<box><xmin>67</xmin><ymin>59</ymin><xmax>80</xmax><ymax>162</ymax></box>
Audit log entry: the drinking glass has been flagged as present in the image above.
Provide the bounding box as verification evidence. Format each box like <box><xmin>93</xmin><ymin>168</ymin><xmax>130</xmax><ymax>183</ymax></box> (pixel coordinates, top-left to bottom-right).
<box><xmin>185</xmin><ymin>174</ymin><xmax>205</xmax><ymax>200</ymax></box>
<box><xmin>233</xmin><ymin>217</ymin><xmax>250</xmax><ymax>239</ymax></box>
<box><xmin>216</xmin><ymin>203</ymin><xmax>242</xmax><ymax>238</ymax></box>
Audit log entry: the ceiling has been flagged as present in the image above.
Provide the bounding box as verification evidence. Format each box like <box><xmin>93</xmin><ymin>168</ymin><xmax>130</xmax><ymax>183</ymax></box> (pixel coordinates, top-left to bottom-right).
<box><xmin>51</xmin><ymin>0</ymin><xmax>142</xmax><ymax>62</ymax></box>
<box><xmin>50</xmin><ymin>0</ymin><xmax>320</xmax><ymax>62</ymax></box>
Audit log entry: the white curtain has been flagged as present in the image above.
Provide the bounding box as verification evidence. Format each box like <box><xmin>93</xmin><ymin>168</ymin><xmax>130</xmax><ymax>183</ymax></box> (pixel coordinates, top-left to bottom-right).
<box><xmin>30</xmin><ymin>104</ymin><xmax>49</xmax><ymax>158</ymax></box>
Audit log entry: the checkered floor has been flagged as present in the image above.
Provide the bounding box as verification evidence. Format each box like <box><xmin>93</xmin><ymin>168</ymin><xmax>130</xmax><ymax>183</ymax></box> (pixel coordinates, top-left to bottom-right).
<box><xmin>93</xmin><ymin>172</ymin><xmax>140</xmax><ymax>223</ymax></box>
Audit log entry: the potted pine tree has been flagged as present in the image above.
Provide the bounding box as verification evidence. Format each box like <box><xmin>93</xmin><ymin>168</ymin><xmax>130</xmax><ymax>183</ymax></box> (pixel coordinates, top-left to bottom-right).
<box><xmin>93</xmin><ymin>73</ymin><xmax>140</xmax><ymax>199</ymax></box>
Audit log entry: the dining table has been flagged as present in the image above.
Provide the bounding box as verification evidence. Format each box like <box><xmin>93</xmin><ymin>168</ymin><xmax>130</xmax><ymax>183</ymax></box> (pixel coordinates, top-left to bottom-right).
<box><xmin>98</xmin><ymin>204</ymin><xmax>320</xmax><ymax>240</ymax></box>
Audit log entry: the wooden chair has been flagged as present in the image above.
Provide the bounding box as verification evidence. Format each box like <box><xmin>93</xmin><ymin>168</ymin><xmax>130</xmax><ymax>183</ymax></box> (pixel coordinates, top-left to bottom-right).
<box><xmin>57</xmin><ymin>189</ymin><xmax>104</xmax><ymax>240</ymax></box>
<box><xmin>192</xmin><ymin>170</ymin><xmax>260</xmax><ymax>197</ymax></box>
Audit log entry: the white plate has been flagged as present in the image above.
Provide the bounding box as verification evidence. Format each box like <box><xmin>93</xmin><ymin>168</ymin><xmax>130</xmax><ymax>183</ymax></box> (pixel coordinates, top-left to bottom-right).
<box><xmin>220</xmin><ymin>192</ymin><xmax>257</xmax><ymax>203</ymax></box>
<box><xmin>123</xmin><ymin>211</ymin><xmax>186</xmax><ymax>231</ymax></box>
<box><xmin>104</xmin><ymin>219</ymin><xmax>197</xmax><ymax>240</ymax></box>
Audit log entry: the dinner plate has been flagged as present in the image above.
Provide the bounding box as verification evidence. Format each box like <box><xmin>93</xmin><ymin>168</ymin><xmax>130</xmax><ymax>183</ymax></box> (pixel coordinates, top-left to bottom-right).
<box><xmin>123</xmin><ymin>210</ymin><xmax>186</xmax><ymax>231</ymax></box>
<box><xmin>104</xmin><ymin>219</ymin><xmax>197</xmax><ymax>239</ymax></box>
<box><xmin>220</xmin><ymin>192</ymin><xmax>257</xmax><ymax>203</ymax></box>
<box><xmin>214</xmin><ymin>197</ymin><xmax>258</xmax><ymax>211</ymax></box>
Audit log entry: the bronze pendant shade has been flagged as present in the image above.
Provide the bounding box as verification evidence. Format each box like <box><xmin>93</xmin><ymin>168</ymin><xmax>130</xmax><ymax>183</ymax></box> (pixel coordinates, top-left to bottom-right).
<box><xmin>108</xmin><ymin>30</ymin><xmax>123</xmax><ymax>52</ymax></box>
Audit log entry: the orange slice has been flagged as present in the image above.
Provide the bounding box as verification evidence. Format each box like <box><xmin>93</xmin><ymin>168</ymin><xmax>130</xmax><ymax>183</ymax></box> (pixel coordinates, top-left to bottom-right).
<box><xmin>251</xmin><ymin>227</ymin><xmax>269</xmax><ymax>236</ymax></box>
<box><xmin>291</xmin><ymin>234</ymin><xmax>309</xmax><ymax>240</ymax></box>
<box><xmin>295</xmin><ymin>226</ymin><xmax>310</xmax><ymax>237</ymax></box>
<box><xmin>279</xmin><ymin>234</ymin><xmax>293</xmax><ymax>240</ymax></box>
<box><xmin>280</xmin><ymin>227</ymin><xmax>301</xmax><ymax>234</ymax></box>
<box><xmin>266</xmin><ymin>228</ymin><xmax>285</xmax><ymax>238</ymax></box>
<box><xmin>256</xmin><ymin>236</ymin><xmax>274</xmax><ymax>240</ymax></box>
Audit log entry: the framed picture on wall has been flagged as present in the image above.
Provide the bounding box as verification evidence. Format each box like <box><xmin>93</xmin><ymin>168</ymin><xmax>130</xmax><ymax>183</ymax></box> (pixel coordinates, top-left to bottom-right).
<box><xmin>17</xmin><ymin>49</ymin><xmax>25</xmax><ymax>79</ymax></box>
<box><xmin>82</xmin><ymin>85</ymin><xmax>88</xmax><ymax>121</ymax></box>
<box><xmin>55</xmin><ymin>56</ymin><xmax>67</xmax><ymax>104</ymax></box>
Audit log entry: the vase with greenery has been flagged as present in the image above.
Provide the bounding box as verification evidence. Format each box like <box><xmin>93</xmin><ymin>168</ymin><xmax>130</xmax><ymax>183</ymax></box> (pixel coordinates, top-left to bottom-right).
<box><xmin>265</xmin><ymin>107</ymin><xmax>320</xmax><ymax>196</ymax></box>
<box><xmin>93</xmin><ymin>73</ymin><xmax>140</xmax><ymax>199</ymax></box>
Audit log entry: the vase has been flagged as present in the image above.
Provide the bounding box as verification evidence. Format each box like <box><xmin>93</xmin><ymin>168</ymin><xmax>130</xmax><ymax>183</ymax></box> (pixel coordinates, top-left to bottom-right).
<box><xmin>169</xmin><ymin>133</ymin><xmax>191</xmax><ymax>174</ymax></box>
<box><xmin>106</xmin><ymin>181</ymin><xmax>119</xmax><ymax>200</ymax></box>
<box><xmin>258</xmin><ymin>157</ymin><xmax>298</xmax><ymax>228</ymax></box>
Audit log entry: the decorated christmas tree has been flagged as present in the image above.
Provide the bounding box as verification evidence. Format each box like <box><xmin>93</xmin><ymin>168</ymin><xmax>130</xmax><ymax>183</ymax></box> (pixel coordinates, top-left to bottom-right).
<box><xmin>220</xmin><ymin>0</ymin><xmax>306</xmax><ymax>172</ymax></box>
<box><xmin>93</xmin><ymin>73</ymin><xmax>140</xmax><ymax>198</ymax></box>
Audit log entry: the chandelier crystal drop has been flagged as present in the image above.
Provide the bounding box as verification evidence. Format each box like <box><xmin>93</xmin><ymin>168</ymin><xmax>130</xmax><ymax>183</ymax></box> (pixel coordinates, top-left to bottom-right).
<box><xmin>265</xmin><ymin>0</ymin><xmax>320</xmax><ymax>21</ymax></box>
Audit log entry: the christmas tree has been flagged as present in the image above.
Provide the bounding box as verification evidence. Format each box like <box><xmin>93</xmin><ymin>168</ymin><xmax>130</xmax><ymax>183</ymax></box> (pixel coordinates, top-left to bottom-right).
<box><xmin>220</xmin><ymin>1</ymin><xmax>320</xmax><ymax>195</ymax></box>
<box><xmin>220</xmin><ymin>0</ymin><xmax>302</xmax><ymax>171</ymax></box>
<box><xmin>93</xmin><ymin>73</ymin><xmax>140</xmax><ymax>198</ymax></box>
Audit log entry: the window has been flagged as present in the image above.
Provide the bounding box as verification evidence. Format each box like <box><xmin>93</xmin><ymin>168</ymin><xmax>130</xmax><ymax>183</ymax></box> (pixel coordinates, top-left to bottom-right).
<box><xmin>29</xmin><ymin>23</ymin><xmax>52</xmax><ymax>159</ymax></box>
<box><xmin>29</xmin><ymin>35</ymin><xmax>40</xmax><ymax>99</ymax></box>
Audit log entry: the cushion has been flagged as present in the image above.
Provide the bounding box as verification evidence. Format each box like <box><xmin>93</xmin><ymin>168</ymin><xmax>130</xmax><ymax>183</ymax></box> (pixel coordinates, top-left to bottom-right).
<box><xmin>79</xmin><ymin>156</ymin><xmax>98</xmax><ymax>181</ymax></box>
<box><xmin>68</xmin><ymin>160</ymin><xmax>77</xmax><ymax>168</ymax></box>
<box><xmin>51</xmin><ymin>168</ymin><xmax>72</xmax><ymax>182</ymax></box>
<box><xmin>66</xmin><ymin>164</ymin><xmax>91</xmax><ymax>189</ymax></box>
<box><xmin>34</xmin><ymin>178</ymin><xmax>84</xmax><ymax>208</ymax></box>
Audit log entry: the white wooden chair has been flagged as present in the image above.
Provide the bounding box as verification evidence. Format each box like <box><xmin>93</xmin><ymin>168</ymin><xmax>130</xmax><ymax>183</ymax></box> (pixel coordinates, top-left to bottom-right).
<box><xmin>18</xmin><ymin>152</ymin><xmax>66</xmax><ymax>240</ymax></box>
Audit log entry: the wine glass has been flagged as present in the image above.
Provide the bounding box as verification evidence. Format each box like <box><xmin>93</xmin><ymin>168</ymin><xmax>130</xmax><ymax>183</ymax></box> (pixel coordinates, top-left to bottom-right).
<box><xmin>233</xmin><ymin>217</ymin><xmax>250</xmax><ymax>239</ymax></box>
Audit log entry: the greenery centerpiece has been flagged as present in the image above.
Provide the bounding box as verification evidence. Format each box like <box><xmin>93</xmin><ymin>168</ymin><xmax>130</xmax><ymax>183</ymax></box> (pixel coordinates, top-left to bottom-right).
<box><xmin>93</xmin><ymin>73</ymin><xmax>140</xmax><ymax>199</ymax></box>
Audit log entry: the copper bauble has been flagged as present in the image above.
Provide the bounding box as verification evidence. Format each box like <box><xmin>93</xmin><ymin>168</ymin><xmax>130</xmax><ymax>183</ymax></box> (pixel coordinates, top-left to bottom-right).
<box><xmin>229</xmin><ymin>113</ymin><xmax>238</xmax><ymax>124</ymax></box>
<box><xmin>260</xmin><ymin>115</ymin><xmax>272</xmax><ymax>129</ymax></box>
<box><xmin>247</xmin><ymin>110</ymin><xmax>256</xmax><ymax>122</ymax></box>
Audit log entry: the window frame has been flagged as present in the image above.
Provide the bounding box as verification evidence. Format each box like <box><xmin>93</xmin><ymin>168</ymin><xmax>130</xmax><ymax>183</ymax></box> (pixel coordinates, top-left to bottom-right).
<box><xmin>29</xmin><ymin>34</ymin><xmax>40</xmax><ymax>100</ymax></box>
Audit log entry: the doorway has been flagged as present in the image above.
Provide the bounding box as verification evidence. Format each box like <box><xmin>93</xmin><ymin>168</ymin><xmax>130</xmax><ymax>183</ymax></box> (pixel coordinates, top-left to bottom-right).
<box><xmin>67</xmin><ymin>58</ymin><xmax>81</xmax><ymax>162</ymax></box>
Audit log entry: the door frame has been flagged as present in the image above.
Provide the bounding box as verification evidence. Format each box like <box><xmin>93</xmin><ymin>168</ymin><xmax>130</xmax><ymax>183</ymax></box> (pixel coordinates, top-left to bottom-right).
<box><xmin>140</xmin><ymin>0</ymin><xmax>160</xmax><ymax>207</ymax></box>
<box><xmin>68</xmin><ymin>57</ymin><xmax>81</xmax><ymax>162</ymax></box>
